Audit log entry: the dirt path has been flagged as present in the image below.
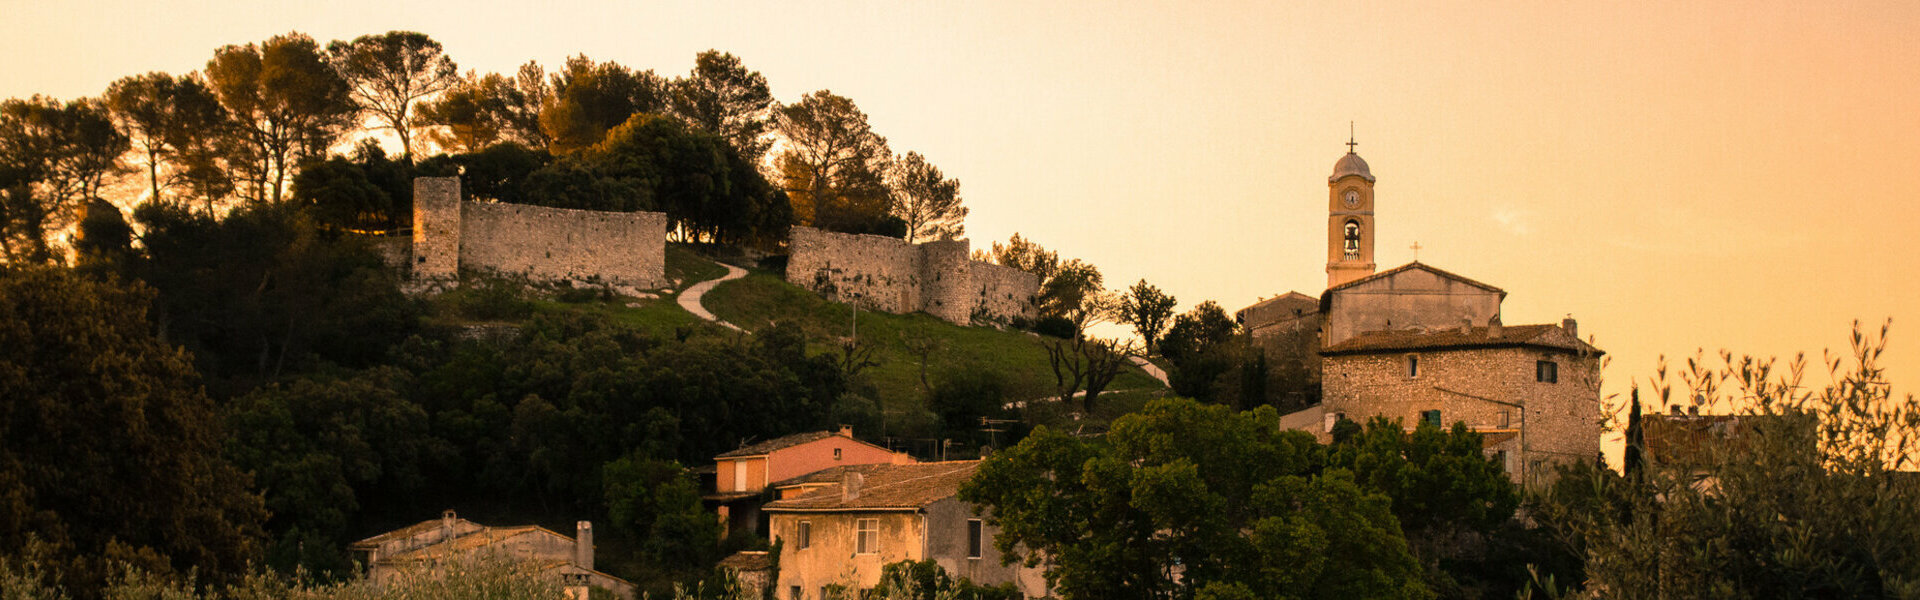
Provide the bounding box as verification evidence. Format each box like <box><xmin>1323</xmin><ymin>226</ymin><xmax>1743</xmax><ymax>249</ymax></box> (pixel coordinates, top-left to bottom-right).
<box><xmin>678</xmin><ymin>261</ymin><xmax>748</xmax><ymax>331</ymax></box>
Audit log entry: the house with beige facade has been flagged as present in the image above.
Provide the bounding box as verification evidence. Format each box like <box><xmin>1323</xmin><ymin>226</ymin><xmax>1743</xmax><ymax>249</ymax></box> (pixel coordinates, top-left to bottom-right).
<box><xmin>350</xmin><ymin>510</ymin><xmax>635</xmax><ymax>600</ymax></box>
<box><xmin>1239</xmin><ymin>145</ymin><xmax>1605</xmax><ymax>485</ymax></box>
<box><xmin>762</xmin><ymin>461</ymin><xmax>1046</xmax><ymax>600</ymax></box>
<box><xmin>706</xmin><ymin>426</ymin><xmax>915</xmax><ymax>538</ymax></box>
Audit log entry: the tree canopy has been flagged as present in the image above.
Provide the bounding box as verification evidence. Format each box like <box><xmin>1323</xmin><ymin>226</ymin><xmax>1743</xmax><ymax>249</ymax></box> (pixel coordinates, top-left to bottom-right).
<box><xmin>204</xmin><ymin>32</ymin><xmax>355</xmax><ymax>204</ymax></box>
<box><xmin>327</xmin><ymin>31</ymin><xmax>459</xmax><ymax>159</ymax></box>
<box><xmin>0</xmin><ymin>267</ymin><xmax>265</xmax><ymax>590</ymax></box>
<box><xmin>960</xmin><ymin>398</ymin><xmax>1430</xmax><ymax>600</ymax></box>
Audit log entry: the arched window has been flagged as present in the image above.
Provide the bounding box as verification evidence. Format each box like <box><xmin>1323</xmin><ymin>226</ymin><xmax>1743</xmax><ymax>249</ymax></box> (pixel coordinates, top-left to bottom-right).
<box><xmin>1343</xmin><ymin>220</ymin><xmax>1362</xmax><ymax>259</ymax></box>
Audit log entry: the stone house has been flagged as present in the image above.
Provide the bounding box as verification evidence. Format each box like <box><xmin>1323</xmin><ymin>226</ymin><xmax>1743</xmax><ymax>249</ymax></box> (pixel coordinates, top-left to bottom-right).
<box><xmin>706</xmin><ymin>426</ymin><xmax>915</xmax><ymax>538</ymax></box>
<box><xmin>349</xmin><ymin>510</ymin><xmax>635</xmax><ymax>600</ymax></box>
<box><xmin>1318</xmin><ymin>320</ymin><xmax>1604</xmax><ymax>484</ymax></box>
<box><xmin>763</xmin><ymin>461</ymin><xmax>1046</xmax><ymax>600</ymax></box>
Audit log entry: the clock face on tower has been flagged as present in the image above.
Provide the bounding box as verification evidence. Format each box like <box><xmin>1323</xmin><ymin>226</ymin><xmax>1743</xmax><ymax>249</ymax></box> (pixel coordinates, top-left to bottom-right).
<box><xmin>1343</xmin><ymin>190</ymin><xmax>1360</xmax><ymax>209</ymax></box>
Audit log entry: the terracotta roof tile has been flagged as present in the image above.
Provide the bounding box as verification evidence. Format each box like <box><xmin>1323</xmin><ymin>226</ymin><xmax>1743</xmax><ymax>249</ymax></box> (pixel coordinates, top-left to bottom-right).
<box><xmin>715</xmin><ymin>431</ymin><xmax>837</xmax><ymax>458</ymax></box>
<box><xmin>763</xmin><ymin>461</ymin><xmax>979</xmax><ymax>512</ymax></box>
<box><xmin>1321</xmin><ymin>323</ymin><xmax>1603</xmax><ymax>356</ymax></box>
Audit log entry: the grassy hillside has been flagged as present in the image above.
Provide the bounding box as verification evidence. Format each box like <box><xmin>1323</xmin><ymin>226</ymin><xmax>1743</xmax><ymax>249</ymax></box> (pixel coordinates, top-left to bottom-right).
<box><xmin>701</xmin><ymin>264</ymin><xmax>1167</xmax><ymax>430</ymax></box>
<box><xmin>426</xmin><ymin>245</ymin><xmax>1169</xmax><ymax>440</ymax></box>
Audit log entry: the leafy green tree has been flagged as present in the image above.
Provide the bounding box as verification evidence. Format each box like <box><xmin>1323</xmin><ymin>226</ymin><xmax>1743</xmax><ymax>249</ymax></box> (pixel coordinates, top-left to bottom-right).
<box><xmin>886</xmin><ymin>151</ymin><xmax>965</xmax><ymax>243</ymax></box>
<box><xmin>132</xmin><ymin>202</ymin><xmax>418</xmax><ymax>391</ymax></box>
<box><xmin>1327</xmin><ymin>418</ymin><xmax>1523</xmax><ymax>598</ymax></box>
<box><xmin>1530</xmin><ymin>323</ymin><xmax>1920</xmax><ymax>599</ymax></box>
<box><xmin>0</xmin><ymin>96</ymin><xmax>127</xmax><ymax>262</ymax></box>
<box><xmin>327</xmin><ymin>31</ymin><xmax>460</xmax><ymax>159</ymax></box>
<box><xmin>668</xmin><ymin>50</ymin><xmax>774</xmax><ymax>164</ymax></box>
<box><xmin>224</xmin><ymin>366</ymin><xmax>442</xmax><ymax>576</ymax></box>
<box><xmin>415</xmin><ymin>62</ymin><xmax>549</xmax><ymax>153</ymax></box>
<box><xmin>773</xmin><ymin>90</ymin><xmax>894</xmax><ymax>234</ymax></box>
<box><xmin>204</xmin><ymin>32</ymin><xmax>356</xmax><ymax>204</ymax></box>
<box><xmin>1159</xmin><ymin>301</ymin><xmax>1243</xmax><ymax>401</ymax></box>
<box><xmin>0</xmin><ymin>266</ymin><xmax>265</xmax><ymax>590</ymax></box>
<box><xmin>540</xmin><ymin>55</ymin><xmax>666</xmax><ymax>154</ymax></box>
<box><xmin>961</xmin><ymin>398</ymin><xmax>1429</xmax><ymax>600</ymax></box>
<box><xmin>601</xmin><ymin>454</ymin><xmax>720</xmax><ymax>574</ymax></box>
<box><xmin>577</xmin><ymin>112</ymin><xmax>785</xmax><ymax>243</ymax></box>
<box><xmin>1119</xmin><ymin>279</ymin><xmax>1177</xmax><ymax>354</ymax></box>
<box><xmin>103</xmin><ymin>72</ymin><xmax>227</xmax><ymax>204</ymax></box>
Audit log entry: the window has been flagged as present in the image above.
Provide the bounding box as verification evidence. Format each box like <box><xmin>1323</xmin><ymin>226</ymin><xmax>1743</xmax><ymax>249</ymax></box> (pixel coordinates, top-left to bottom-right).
<box><xmin>1421</xmin><ymin>409</ymin><xmax>1442</xmax><ymax>428</ymax></box>
<box><xmin>967</xmin><ymin>519</ymin><xmax>984</xmax><ymax>558</ymax></box>
<box><xmin>833</xmin><ymin>448</ymin><xmax>842</xmax><ymax>460</ymax></box>
<box><xmin>1406</xmin><ymin>354</ymin><xmax>1420</xmax><ymax>378</ymax></box>
<box><xmin>733</xmin><ymin>459</ymin><xmax>747</xmax><ymax>491</ymax></box>
<box><xmin>856</xmin><ymin>518</ymin><xmax>879</xmax><ymax>554</ymax></box>
<box><xmin>789</xmin><ymin>586</ymin><xmax>801</xmax><ymax>600</ymax></box>
<box><xmin>797</xmin><ymin>521</ymin><xmax>812</xmax><ymax>549</ymax></box>
<box><xmin>1536</xmin><ymin>359</ymin><xmax>1559</xmax><ymax>383</ymax></box>
<box><xmin>1498</xmin><ymin>410</ymin><xmax>1511</xmax><ymax>428</ymax></box>
<box><xmin>1492</xmin><ymin>450</ymin><xmax>1509</xmax><ymax>473</ymax></box>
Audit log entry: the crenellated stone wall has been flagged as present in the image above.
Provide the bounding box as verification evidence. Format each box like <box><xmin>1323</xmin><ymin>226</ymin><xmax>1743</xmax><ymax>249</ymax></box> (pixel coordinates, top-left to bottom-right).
<box><xmin>408</xmin><ymin>177</ymin><xmax>667</xmax><ymax>289</ymax></box>
<box><xmin>785</xmin><ymin>226</ymin><xmax>1037</xmax><ymax>326</ymax></box>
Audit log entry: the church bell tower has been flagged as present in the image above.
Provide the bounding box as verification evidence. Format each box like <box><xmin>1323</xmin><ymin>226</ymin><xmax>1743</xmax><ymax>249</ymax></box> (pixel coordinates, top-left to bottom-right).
<box><xmin>1326</xmin><ymin>133</ymin><xmax>1377</xmax><ymax>289</ymax></box>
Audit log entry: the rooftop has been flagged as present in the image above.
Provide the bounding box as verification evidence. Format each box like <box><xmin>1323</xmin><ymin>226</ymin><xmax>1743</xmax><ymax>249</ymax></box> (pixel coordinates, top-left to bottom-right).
<box><xmin>1331</xmin><ymin>152</ymin><xmax>1376</xmax><ymax>183</ymax></box>
<box><xmin>715</xmin><ymin>430</ymin><xmax>839</xmax><ymax>458</ymax></box>
<box><xmin>763</xmin><ymin>461</ymin><xmax>980</xmax><ymax>512</ymax></box>
<box><xmin>1321</xmin><ymin>323</ymin><xmax>1603</xmax><ymax>356</ymax></box>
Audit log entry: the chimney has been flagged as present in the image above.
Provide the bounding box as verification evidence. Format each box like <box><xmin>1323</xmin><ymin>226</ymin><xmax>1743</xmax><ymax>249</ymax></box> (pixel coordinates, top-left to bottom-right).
<box><xmin>1688</xmin><ymin>406</ymin><xmax>1700</xmax><ymax>417</ymax></box>
<box><xmin>842</xmin><ymin>471</ymin><xmax>864</xmax><ymax>500</ymax></box>
<box><xmin>838</xmin><ymin>424</ymin><xmax>853</xmax><ymax>438</ymax></box>
<box><xmin>1460</xmin><ymin>317</ymin><xmax>1474</xmax><ymax>335</ymax></box>
<box><xmin>441</xmin><ymin>509</ymin><xmax>457</xmax><ymax>540</ymax></box>
<box><xmin>1486</xmin><ymin>315</ymin><xmax>1504</xmax><ymax>338</ymax></box>
<box><xmin>1562</xmin><ymin>316</ymin><xmax>1577</xmax><ymax>338</ymax></box>
<box><xmin>575</xmin><ymin>521</ymin><xmax>594</xmax><ymax>571</ymax></box>
<box><xmin>1670</xmin><ymin>404</ymin><xmax>1683</xmax><ymax>416</ymax></box>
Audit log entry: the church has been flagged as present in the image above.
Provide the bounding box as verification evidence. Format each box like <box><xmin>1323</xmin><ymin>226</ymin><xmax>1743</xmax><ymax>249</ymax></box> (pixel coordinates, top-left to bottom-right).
<box><xmin>1240</xmin><ymin>143</ymin><xmax>1603</xmax><ymax>485</ymax></box>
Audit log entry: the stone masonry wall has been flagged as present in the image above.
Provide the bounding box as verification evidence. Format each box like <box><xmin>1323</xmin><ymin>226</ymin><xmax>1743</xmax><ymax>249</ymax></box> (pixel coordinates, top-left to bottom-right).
<box><xmin>459</xmin><ymin>202</ymin><xmax>666</xmax><ymax>288</ymax></box>
<box><xmin>785</xmin><ymin>226</ymin><xmax>1037</xmax><ymax>326</ymax></box>
<box><xmin>408</xmin><ymin>177</ymin><xmax>667</xmax><ymax>289</ymax></box>
<box><xmin>968</xmin><ymin>261</ymin><xmax>1040</xmax><ymax>324</ymax></box>
<box><xmin>1323</xmin><ymin>344</ymin><xmax>1601</xmax><ymax>485</ymax></box>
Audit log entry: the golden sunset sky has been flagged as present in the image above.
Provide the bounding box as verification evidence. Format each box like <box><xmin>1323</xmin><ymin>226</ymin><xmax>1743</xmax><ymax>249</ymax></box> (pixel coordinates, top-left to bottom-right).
<box><xmin>5</xmin><ymin>1</ymin><xmax>1915</xmax><ymax>416</ymax></box>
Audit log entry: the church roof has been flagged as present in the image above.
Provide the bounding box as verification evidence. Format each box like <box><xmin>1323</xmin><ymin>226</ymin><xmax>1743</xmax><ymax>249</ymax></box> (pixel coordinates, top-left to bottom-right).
<box><xmin>1320</xmin><ymin>323</ymin><xmax>1603</xmax><ymax>356</ymax></box>
<box><xmin>1325</xmin><ymin>261</ymin><xmax>1506</xmax><ymax>296</ymax></box>
<box><xmin>1330</xmin><ymin>152</ymin><xmax>1376</xmax><ymax>183</ymax></box>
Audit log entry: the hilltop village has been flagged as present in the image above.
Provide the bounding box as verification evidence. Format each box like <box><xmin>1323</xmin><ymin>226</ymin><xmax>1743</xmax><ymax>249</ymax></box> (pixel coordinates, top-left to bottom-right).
<box><xmin>5</xmin><ymin>27</ymin><xmax>1914</xmax><ymax>600</ymax></box>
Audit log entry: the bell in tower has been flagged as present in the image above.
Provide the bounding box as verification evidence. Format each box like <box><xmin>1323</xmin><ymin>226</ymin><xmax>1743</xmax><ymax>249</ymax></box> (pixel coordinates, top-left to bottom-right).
<box><xmin>1326</xmin><ymin>131</ymin><xmax>1377</xmax><ymax>288</ymax></box>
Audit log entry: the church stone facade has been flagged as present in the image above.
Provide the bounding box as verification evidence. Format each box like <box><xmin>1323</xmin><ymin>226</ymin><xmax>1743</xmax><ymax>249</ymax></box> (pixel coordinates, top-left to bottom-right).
<box><xmin>1241</xmin><ymin>147</ymin><xmax>1603</xmax><ymax>485</ymax></box>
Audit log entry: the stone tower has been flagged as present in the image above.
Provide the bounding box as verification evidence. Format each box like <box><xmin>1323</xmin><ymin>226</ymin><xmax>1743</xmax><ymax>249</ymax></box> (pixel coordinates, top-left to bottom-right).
<box><xmin>1326</xmin><ymin>144</ymin><xmax>1377</xmax><ymax>289</ymax></box>
<box><xmin>412</xmin><ymin>177</ymin><xmax>462</xmax><ymax>280</ymax></box>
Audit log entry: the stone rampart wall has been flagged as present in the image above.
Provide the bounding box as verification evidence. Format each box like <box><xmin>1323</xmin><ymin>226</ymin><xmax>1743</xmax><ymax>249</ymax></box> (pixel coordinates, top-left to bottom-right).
<box><xmin>407</xmin><ymin>177</ymin><xmax>666</xmax><ymax>289</ymax></box>
<box><xmin>967</xmin><ymin>261</ymin><xmax>1040</xmax><ymax>323</ymax></box>
<box><xmin>785</xmin><ymin>226</ymin><xmax>1037</xmax><ymax>326</ymax></box>
<box><xmin>459</xmin><ymin>202</ymin><xmax>666</xmax><ymax>288</ymax></box>
<box><xmin>786</xmin><ymin>226</ymin><xmax>925</xmax><ymax>314</ymax></box>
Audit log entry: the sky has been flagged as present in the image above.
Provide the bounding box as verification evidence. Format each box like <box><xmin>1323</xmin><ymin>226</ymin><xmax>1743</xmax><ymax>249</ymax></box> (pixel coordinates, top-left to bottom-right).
<box><xmin>4</xmin><ymin>0</ymin><xmax>1916</xmax><ymax>424</ymax></box>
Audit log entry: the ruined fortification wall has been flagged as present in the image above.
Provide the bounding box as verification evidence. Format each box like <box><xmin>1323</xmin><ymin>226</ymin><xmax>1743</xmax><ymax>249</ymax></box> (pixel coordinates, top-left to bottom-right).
<box><xmin>786</xmin><ymin>226</ymin><xmax>925</xmax><ymax>314</ymax></box>
<box><xmin>459</xmin><ymin>202</ymin><xmax>666</xmax><ymax>288</ymax></box>
<box><xmin>785</xmin><ymin>226</ymin><xmax>1037</xmax><ymax>326</ymax></box>
<box><xmin>967</xmin><ymin>261</ymin><xmax>1039</xmax><ymax>323</ymax></box>
<box><xmin>409</xmin><ymin>177</ymin><xmax>666</xmax><ymax>289</ymax></box>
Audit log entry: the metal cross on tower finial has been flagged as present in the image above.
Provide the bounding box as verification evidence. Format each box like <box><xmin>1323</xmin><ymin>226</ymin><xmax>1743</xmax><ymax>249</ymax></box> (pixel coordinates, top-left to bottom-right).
<box><xmin>1347</xmin><ymin>121</ymin><xmax>1357</xmax><ymax>153</ymax></box>
<box><xmin>1410</xmin><ymin>241</ymin><xmax>1423</xmax><ymax>261</ymax></box>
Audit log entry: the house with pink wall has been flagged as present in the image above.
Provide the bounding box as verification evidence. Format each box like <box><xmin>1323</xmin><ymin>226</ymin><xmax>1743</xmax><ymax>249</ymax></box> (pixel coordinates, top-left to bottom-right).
<box><xmin>706</xmin><ymin>426</ymin><xmax>913</xmax><ymax>538</ymax></box>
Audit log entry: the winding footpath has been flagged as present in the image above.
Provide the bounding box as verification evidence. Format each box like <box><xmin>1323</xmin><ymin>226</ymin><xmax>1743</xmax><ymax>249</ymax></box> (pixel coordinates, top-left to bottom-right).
<box><xmin>1129</xmin><ymin>355</ymin><xmax>1171</xmax><ymax>386</ymax></box>
<box><xmin>677</xmin><ymin>261</ymin><xmax>749</xmax><ymax>331</ymax></box>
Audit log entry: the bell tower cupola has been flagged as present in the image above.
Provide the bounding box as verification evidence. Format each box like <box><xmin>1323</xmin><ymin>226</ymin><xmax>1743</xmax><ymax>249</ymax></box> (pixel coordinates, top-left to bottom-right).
<box><xmin>1327</xmin><ymin>129</ymin><xmax>1377</xmax><ymax>289</ymax></box>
